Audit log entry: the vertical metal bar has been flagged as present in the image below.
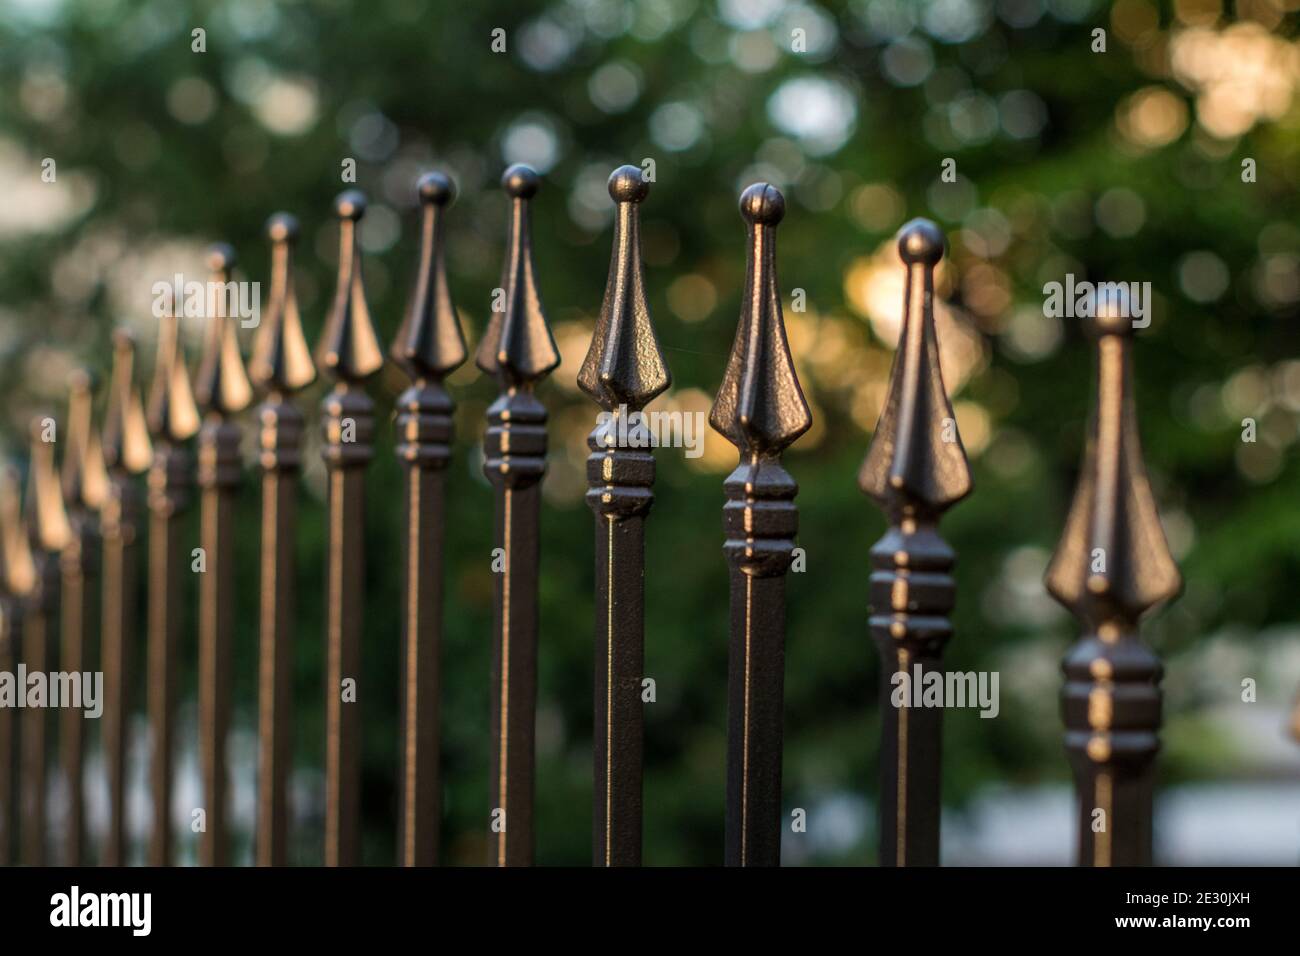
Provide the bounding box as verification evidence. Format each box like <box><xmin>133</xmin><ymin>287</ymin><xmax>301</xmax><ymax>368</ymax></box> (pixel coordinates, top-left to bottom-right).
<box><xmin>579</xmin><ymin>166</ymin><xmax>670</xmax><ymax>867</ymax></box>
<box><xmin>316</xmin><ymin>190</ymin><xmax>383</xmax><ymax>867</ymax></box>
<box><xmin>0</xmin><ymin>547</ymin><xmax>17</xmax><ymax>865</ymax></box>
<box><xmin>390</xmin><ymin>173</ymin><xmax>465</xmax><ymax>867</ymax></box>
<box><xmin>0</xmin><ymin>595</ymin><xmax>11</xmax><ymax>863</ymax></box>
<box><xmin>20</xmin><ymin>419</ymin><xmax>70</xmax><ymax>867</ymax></box>
<box><xmin>0</xmin><ymin>606</ymin><xmax>12</xmax><ymax>866</ymax></box>
<box><xmin>1045</xmin><ymin>287</ymin><xmax>1181</xmax><ymax>867</ymax></box>
<box><xmin>59</xmin><ymin>371</ymin><xmax>108</xmax><ymax>866</ymax></box>
<box><xmin>709</xmin><ymin>184</ymin><xmax>811</xmax><ymax>867</ymax></box>
<box><xmin>477</xmin><ymin>164</ymin><xmax>560</xmax><ymax>867</ymax></box>
<box><xmin>99</xmin><ymin>331</ymin><xmax>153</xmax><ymax>866</ymax></box>
<box><xmin>0</xmin><ymin>469</ymin><xmax>29</xmax><ymax>867</ymax></box>
<box><xmin>859</xmin><ymin>221</ymin><xmax>973</xmax><ymax>867</ymax></box>
<box><xmin>193</xmin><ymin>244</ymin><xmax>253</xmax><ymax>867</ymax></box>
<box><xmin>145</xmin><ymin>309</ymin><xmax>201</xmax><ymax>867</ymax></box>
<box><xmin>249</xmin><ymin>213</ymin><xmax>315</xmax><ymax>867</ymax></box>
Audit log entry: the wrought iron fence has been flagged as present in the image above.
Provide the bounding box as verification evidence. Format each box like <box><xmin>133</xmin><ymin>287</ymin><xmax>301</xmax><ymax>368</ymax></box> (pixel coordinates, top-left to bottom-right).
<box><xmin>0</xmin><ymin>162</ymin><xmax>1186</xmax><ymax>868</ymax></box>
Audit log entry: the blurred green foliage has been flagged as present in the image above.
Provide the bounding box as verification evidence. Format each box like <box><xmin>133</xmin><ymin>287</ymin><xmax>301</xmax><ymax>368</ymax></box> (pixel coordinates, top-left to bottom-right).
<box><xmin>0</xmin><ymin>0</ymin><xmax>1297</xmax><ymax>865</ymax></box>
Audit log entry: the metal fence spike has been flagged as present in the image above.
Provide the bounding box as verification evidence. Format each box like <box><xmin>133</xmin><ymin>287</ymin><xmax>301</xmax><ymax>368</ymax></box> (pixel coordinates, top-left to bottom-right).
<box><xmin>709</xmin><ymin>184</ymin><xmax>811</xmax><ymax>455</ymax></box>
<box><xmin>14</xmin><ymin>434</ymin><xmax>60</xmax><ymax>867</ymax></box>
<box><xmin>1045</xmin><ymin>285</ymin><xmax>1181</xmax><ymax>867</ymax></box>
<box><xmin>482</xmin><ymin>164</ymin><xmax>557</xmax><ymax>866</ymax></box>
<box><xmin>99</xmin><ymin>331</ymin><xmax>148</xmax><ymax>866</ymax></box>
<box><xmin>859</xmin><ymin>218</ymin><xmax>970</xmax><ymax>867</ymax></box>
<box><xmin>392</xmin><ymin>172</ymin><xmax>466</xmax><ymax>381</ymax></box>
<box><xmin>62</xmin><ymin>371</ymin><xmax>106</xmax><ymax>866</ymax></box>
<box><xmin>194</xmin><ymin>243</ymin><xmax>250</xmax><ymax>867</ymax></box>
<box><xmin>392</xmin><ymin>171</ymin><xmax>464</xmax><ymax>866</ymax></box>
<box><xmin>476</xmin><ymin>164</ymin><xmax>560</xmax><ymax>383</ymax></box>
<box><xmin>578</xmin><ymin>165</ymin><xmax>669</xmax><ymax>411</ymax></box>
<box><xmin>318</xmin><ymin>189</ymin><xmax>380</xmax><ymax>867</ymax></box>
<box><xmin>711</xmin><ymin>183</ymin><xmax>809</xmax><ymax>867</ymax></box>
<box><xmin>251</xmin><ymin>214</ymin><xmax>316</xmax><ymax>394</ymax></box>
<box><xmin>582</xmin><ymin>165</ymin><xmax>668</xmax><ymax>867</ymax></box>
<box><xmin>252</xmin><ymin>213</ymin><xmax>312</xmax><ymax>868</ymax></box>
<box><xmin>144</xmin><ymin>313</ymin><xmax>195</xmax><ymax>866</ymax></box>
<box><xmin>316</xmin><ymin>191</ymin><xmax>384</xmax><ymax>383</ymax></box>
<box><xmin>0</xmin><ymin>465</ymin><xmax>33</xmax><ymax>867</ymax></box>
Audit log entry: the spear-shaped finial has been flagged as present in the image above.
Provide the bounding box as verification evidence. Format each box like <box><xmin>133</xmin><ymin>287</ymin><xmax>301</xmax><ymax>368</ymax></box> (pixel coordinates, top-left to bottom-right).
<box><xmin>858</xmin><ymin>218</ymin><xmax>971</xmax><ymax>867</ymax></box>
<box><xmin>102</xmin><ymin>331</ymin><xmax>153</xmax><ymax>477</ymax></box>
<box><xmin>710</xmin><ymin>183</ymin><xmax>810</xmax><ymax>867</ymax></box>
<box><xmin>251</xmin><ymin>214</ymin><xmax>316</xmax><ymax>395</ymax></box>
<box><xmin>392</xmin><ymin>172</ymin><xmax>466</xmax><ymax>382</ymax></box>
<box><xmin>26</xmin><ymin>416</ymin><xmax>69</xmax><ymax>556</ymax></box>
<box><xmin>475</xmin><ymin>164</ymin><xmax>560</xmax><ymax>384</ymax></box>
<box><xmin>1045</xmin><ymin>286</ymin><xmax>1180</xmax><ymax>868</ymax></box>
<box><xmin>0</xmin><ymin>467</ymin><xmax>36</xmax><ymax>599</ymax></box>
<box><xmin>194</xmin><ymin>243</ymin><xmax>253</xmax><ymax>417</ymax></box>
<box><xmin>61</xmin><ymin>369</ymin><xmax>109</xmax><ymax>513</ymax></box>
<box><xmin>710</xmin><ymin>183</ymin><xmax>811</xmax><ymax>455</ymax></box>
<box><xmin>579</xmin><ymin>165</ymin><xmax>670</xmax><ymax>412</ymax></box>
<box><xmin>317</xmin><ymin>190</ymin><xmax>384</xmax><ymax>384</ymax></box>
<box><xmin>1044</xmin><ymin>289</ymin><xmax>1181</xmax><ymax>625</ymax></box>
<box><xmin>859</xmin><ymin>220</ymin><xmax>972</xmax><ymax>513</ymax></box>
<box><xmin>147</xmin><ymin>309</ymin><xmax>200</xmax><ymax>446</ymax></box>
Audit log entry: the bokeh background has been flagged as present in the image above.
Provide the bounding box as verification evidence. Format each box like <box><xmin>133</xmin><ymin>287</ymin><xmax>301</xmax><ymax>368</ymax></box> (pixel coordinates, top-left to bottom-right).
<box><xmin>1</xmin><ymin>0</ymin><xmax>1299</xmax><ymax>865</ymax></box>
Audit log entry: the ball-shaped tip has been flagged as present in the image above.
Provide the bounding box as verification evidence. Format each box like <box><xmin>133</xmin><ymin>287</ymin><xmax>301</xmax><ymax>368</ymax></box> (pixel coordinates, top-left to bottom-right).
<box><xmin>897</xmin><ymin>219</ymin><xmax>945</xmax><ymax>266</ymax></box>
<box><xmin>1086</xmin><ymin>287</ymin><xmax>1136</xmax><ymax>338</ymax></box>
<box><xmin>335</xmin><ymin>190</ymin><xmax>367</xmax><ymax>221</ymax></box>
<box><xmin>266</xmin><ymin>212</ymin><xmax>300</xmax><ymax>243</ymax></box>
<box><xmin>608</xmin><ymin>165</ymin><xmax>649</xmax><ymax>204</ymax></box>
<box><xmin>417</xmin><ymin>171</ymin><xmax>455</xmax><ymax>206</ymax></box>
<box><xmin>206</xmin><ymin>242</ymin><xmax>237</xmax><ymax>273</ymax></box>
<box><xmin>502</xmin><ymin>164</ymin><xmax>539</xmax><ymax>199</ymax></box>
<box><xmin>739</xmin><ymin>183</ymin><xmax>785</xmax><ymax>226</ymax></box>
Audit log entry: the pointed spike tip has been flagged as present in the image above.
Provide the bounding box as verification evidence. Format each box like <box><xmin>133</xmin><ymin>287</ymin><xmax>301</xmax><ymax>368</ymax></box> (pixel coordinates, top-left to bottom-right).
<box><xmin>266</xmin><ymin>213</ymin><xmax>299</xmax><ymax>244</ymax></box>
<box><xmin>739</xmin><ymin>182</ymin><xmax>785</xmax><ymax>226</ymax></box>
<box><xmin>418</xmin><ymin>171</ymin><xmax>455</xmax><ymax>206</ymax></box>
<box><xmin>207</xmin><ymin>242</ymin><xmax>237</xmax><ymax>274</ymax></box>
<box><xmin>502</xmin><ymin>164</ymin><xmax>539</xmax><ymax>199</ymax></box>
<box><xmin>335</xmin><ymin>190</ymin><xmax>367</xmax><ymax>221</ymax></box>
<box><xmin>897</xmin><ymin>218</ymin><xmax>945</xmax><ymax>266</ymax></box>
<box><xmin>608</xmin><ymin>165</ymin><xmax>649</xmax><ymax>204</ymax></box>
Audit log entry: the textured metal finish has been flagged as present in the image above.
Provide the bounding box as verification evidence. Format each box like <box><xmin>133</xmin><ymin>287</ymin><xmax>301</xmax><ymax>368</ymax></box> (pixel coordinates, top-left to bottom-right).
<box><xmin>477</xmin><ymin>164</ymin><xmax>559</xmax><ymax>867</ymax></box>
<box><xmin>145</xmin><ymin>308</ymin><xmax>200</xmax><ymax>866</ymax></box>
<box><xmin>21</xmin><ymin>420</ymin><xmax>69</xmax><ymax>866</ymax></box>
<box><xmin>59</xmin><ymin>371</ymin><xmax>108</xmax><ymax>866</ymax></box>
<box><xmin>859</xmin><ymin>220</ymin><xmax>972</xmax><ymax>867</ymax></box>
<box><xmin>317</xmin><ymin>189</ymin><xmax>383</xmax><ymax>867</ymax></box>
<box><xmin>579</xmin><ymin>165</ymin><xmax>669</xmax><ymax>867</ymax></box>
<box><xmin>99</xmin><ymin>331</ymin><xmax>152</xmax><ymax>866</ymax></box>
<box><xmin>709</xmin><ymin>183</ymin><xmax>811</xmax><ymax>867</ymax></box>
<box><xmin>193</xmin><ymin>243</ymin><xmax>252</xmax><ymax>867</ymax></box>
<box><xmin>1045</xmin><ymin>287</ymin><xmax>1181</xmax><ymax>867</ymax></box>
<box><xmin>391</xmin><ymin>173</ymin><xmax>465</xmax><ymax>867</ymax></box>
<box><xmin>251</xmin><ymin>212</ymin><xmax>314</xmax><ymax>867</ymax></box>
